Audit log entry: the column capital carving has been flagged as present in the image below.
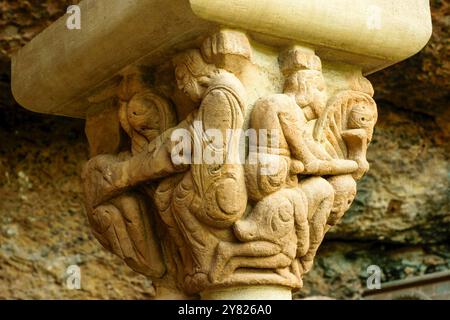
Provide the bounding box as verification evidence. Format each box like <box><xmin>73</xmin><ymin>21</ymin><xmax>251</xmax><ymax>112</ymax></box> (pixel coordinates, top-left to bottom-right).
<box><xmin>82</xmin><ymin>30</ymin><xmax>378</xmax><ymax>298</ymax></box>
<box><xmin>10</xmin><ymin>0</ymin><xmax>432</xmax><ymax>300</ymax></box>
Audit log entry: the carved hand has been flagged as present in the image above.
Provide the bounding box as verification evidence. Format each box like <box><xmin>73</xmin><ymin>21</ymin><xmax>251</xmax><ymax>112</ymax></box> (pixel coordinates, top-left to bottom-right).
<box><xmin>82</xmin><ymin>155</ymin><xmax>129</xmax><ymax>207</ymax></box>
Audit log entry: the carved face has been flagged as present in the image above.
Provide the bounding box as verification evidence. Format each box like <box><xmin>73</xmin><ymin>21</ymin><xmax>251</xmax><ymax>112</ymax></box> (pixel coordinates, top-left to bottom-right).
<box><xmin>348</xmin><ymin>103</ymin><xmax>377</xmax><ymax>140</ymax></box>
<box><xmin>175</xmin><ymin>64</ymin><xmax>204</xmax><ymax>103</ymax></box>
<box><xmin>285</xmin><ymin>70</ymin><xmax>328</xmax><ymax>118</ymax></box>
<box><xmin>234</xmin><ymin>196</ymin><xmax>295</xmax><ymax>243</ymax></box>
<box><xmin>127</xmin><ymin>96</ymin><xmax>161</xmax><ymax>142</ymax></box>
<box><xmin>328</xmin><ymin>175</ymin><xmax>357</xmax><ymax>225</ymax></box>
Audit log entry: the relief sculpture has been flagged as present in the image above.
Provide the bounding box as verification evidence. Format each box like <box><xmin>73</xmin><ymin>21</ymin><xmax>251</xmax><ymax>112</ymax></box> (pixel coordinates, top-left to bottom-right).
<box><xmin>82</xmin><ymin>31</ymin><xmax>378</xmax><ymax>297</ymax></box>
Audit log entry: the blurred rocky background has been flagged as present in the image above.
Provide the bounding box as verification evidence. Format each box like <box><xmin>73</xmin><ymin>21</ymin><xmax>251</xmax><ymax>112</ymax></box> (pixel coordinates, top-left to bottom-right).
<box><xmin>0</xmin><ymin>0</ymin><xmax>448</xmax><ymax>299</ymax></box>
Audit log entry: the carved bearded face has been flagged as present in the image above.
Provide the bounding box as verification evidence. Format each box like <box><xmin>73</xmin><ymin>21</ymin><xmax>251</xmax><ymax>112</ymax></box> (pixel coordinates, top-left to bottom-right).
<box><xmin>285</xmin><ymin>70</ymin><xmax>328</xmax><ymax>118</ymax></box>
<box><xmin>173</xmin><ymin>50</ymin><xmax>217</xmax><ymax>103</ymax></box>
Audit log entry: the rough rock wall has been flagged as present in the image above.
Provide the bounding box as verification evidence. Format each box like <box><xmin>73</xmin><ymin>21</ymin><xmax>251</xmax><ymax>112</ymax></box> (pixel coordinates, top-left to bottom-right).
<box><xmin>0</xmin><ymin>0</ymin><xmax>448</xmax><ymax>299</ymax></box>
<box><xmin>1</xmin><ymin>0</ymin><xmax>162</xmax><ymax>300</ymax></box>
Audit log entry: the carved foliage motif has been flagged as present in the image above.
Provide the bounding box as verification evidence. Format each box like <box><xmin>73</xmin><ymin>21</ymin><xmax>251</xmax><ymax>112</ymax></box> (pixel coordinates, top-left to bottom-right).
<box><xmin>82</xmin><ymin>31</ymin><xmax>378</xmax><ymax>297</ymax></box>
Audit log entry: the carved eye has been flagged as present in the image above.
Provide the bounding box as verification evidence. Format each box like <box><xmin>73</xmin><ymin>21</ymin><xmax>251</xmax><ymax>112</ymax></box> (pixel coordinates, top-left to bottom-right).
<box><xmin>348</xmin><ymin>104</ymin><xmax>374</xmax><ymax>128</ymax></box>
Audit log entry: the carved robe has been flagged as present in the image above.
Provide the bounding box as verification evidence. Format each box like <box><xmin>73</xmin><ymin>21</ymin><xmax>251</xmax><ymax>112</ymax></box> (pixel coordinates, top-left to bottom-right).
<box><xmin>154</xmin><ymin>71</ymin><xmax>248</xmax><ymax>293</ymax></box>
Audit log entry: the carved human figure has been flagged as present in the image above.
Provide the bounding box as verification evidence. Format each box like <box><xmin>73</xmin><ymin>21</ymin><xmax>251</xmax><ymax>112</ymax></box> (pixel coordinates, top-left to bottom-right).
<box><xmin>207</xmin><ymin>49</ymin><xmax>332</xmax><ymax>286</ymax></box>
<box><xmin>314</xmin><ymin>90</ymin><xmax>378</xmax><ymax>180</ymax></box>
<box><xmin>245</xmin><ymin>48</ymin><xmax>359</xmax><ymax>202</ymax></box>
<box><xmin>81</xmin><ymin>32</ymin><xmax>378</xmax><ymax>297</ymax></box>
<box><xmin>153</xmin><ymin>47</ymin><xmax>249</xmax><ymax>293</ymax></box>
<box><xmin>83</xmin><ymin>89</ymin><xmax>177</xmax><ymax>278</ymax></box>
<box><xmin>83</xmin><ymin>31</ymin><xmax>251</xmax><ymax>294</ymax></box>
<box><xmin>301</xmin><ymin>89</ymin><xmax>377</xmax><ymax>273</ymax></box>
<box><xmin>236</xmin><ymin>48</ymin><xmax>378</xmax><ymax>281</ymax></box>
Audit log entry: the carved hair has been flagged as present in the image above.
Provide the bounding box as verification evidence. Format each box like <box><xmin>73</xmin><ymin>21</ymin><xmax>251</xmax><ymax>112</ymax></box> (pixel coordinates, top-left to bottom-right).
<box><xmin>173</xmin><ymin>49</ymin><xmax>216</xmax><ymax>78</ymax></box>
<box><xmin>279</xmin><ymin>46</ymin><xmax>322</xmax><ymax>76</ymax></box>
<box><xmin>201</xmin><ymin>30</ymin><xmax>252</xmax><ymax>66</ymax></box>
<box><xmin>173</xmin><ymin>30</ymin><xmax>252</xmax><ymax>78</ymax></box>
<box><xmin>349</xmin><ymin>73</ymin><xmax>375</xmax><ymax>97</ymax></box>
<box><xmin>314</xmin><ymin>90</ymin><xmax>378</xmax><ymax>146</ymax></box>
<box><xmin>119</xmin><ymin>90</ymin><xmax>177</xmax><ymax>138</ymax></box>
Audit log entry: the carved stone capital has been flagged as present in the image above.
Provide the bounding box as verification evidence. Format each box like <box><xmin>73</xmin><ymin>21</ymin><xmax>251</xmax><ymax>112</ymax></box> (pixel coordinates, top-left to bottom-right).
<box><xmin>79</xmin><ymin>30</ymin><xmax>381</xmax><ymax>298</ymax></box>
<box><xmin>11</xmin><ymin>0</ymin><xmax>432</xmax><ymax>300</ymax></box>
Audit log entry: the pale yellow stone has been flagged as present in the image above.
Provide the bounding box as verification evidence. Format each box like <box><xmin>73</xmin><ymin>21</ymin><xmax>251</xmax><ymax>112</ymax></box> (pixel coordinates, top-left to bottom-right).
<box><xmin>12</xmin><ymin>0</ymin><xmax>431</xmax><ymax>118</ymax></box>
<box><xmin>191</xmin><ymin>0</ymin><xmax>433</xmax><ymax>72</ymax></box>
<box><xmin>201</xmin><ymin>286</ymin><xmax>292</xmax><ymax>300</ymax></box>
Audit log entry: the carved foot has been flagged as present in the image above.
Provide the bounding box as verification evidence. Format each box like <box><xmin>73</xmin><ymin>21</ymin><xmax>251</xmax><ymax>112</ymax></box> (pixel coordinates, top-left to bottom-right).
<box><xmin>303</xmin><ymin>159</ymin><xmax>358</xmax><ymax>175</ymax></box>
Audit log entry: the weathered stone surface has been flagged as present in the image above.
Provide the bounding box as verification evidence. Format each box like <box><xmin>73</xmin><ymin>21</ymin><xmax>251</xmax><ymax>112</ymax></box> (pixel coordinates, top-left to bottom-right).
<box><xmin>75</xmin><ymin>30</ymin><xmax>378</xmax><ymax>298</ymax></box>
<box><xmin>0</xmin><ymin>0</ymin><xmax>81</xmax><ymax>56</ymax></box>
<box><xmin>0</xmin><ymin>0</ymin><xmax>447</xmax><ymax>300</ymax></box>
<box><xmin>370</xmin><ymin>0</ymin><xmax>450</xmax><ymax>123</ymax></box>
<box><xmin>11</xmin><ymin>0</ymin><xmax>432</xmax><ymax>118</ymax></box>
<box><xmin>327</xmin><ymin>0</ymin><xmax>450</xmax><ymax>244</ymax></box>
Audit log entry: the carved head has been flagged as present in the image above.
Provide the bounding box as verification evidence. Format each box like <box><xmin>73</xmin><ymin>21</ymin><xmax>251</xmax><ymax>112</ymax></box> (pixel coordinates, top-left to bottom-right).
<box><xmin>280</xmin><ymin>47</ymin><xmax>328</xmax><ymax>119</ymax></box>
<box><xmin>173</xmin><ymin>49</ymin><xmax>216</xmax><ymax>103</ymax></box>
<box><xmin>119</xmin><ymin>91</ymin><xmax>177</xmax><ymax>150</ymax></box>
<box><xmin>127</xmin><ymin>95</ymin><xmax>161</xmax><ymax>142</ymax></box>
<box><xmin>284</xmin><ymin>70</ymin><xmax>328</xmax><ymax>118</ymax></box>
<box><xmin>315</xmin><ymin>91</ymin><xmax>378</xmax><ymax>146</ymax></box>
<box><xmin>327</xmin><ymin>175</ymin><xmax>357</xmax><ymax>226</ymax></box>
<box><xmin>117</xmin><ymin>67</ymin><xmax>148</xmax><ymax>102</ymax></box>
<box><xmin>347</xmin><ymin>100</ymin><xmax>378</xmax><ymax>142</ymax></box>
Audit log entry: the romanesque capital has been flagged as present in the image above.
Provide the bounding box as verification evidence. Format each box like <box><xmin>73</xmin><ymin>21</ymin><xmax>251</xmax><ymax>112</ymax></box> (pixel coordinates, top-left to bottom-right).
<box><xmin>11</xmin><ymin>0</ymin><xmax>432</xmax><ymax>300</ymax></box>
<box><xmin>81</xmin><ymin>30</ymin><xmax>378</xmax><ymax>299</ymax></box>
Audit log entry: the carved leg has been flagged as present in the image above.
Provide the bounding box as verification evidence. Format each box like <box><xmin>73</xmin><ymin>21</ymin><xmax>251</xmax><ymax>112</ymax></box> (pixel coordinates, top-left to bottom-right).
<box><xmin>297</xmin><ymin>177</ymin><xmax>334</xmax><ymax>273</ymax></box>
<box><xmin>88</xmin><ymin>193</ymin><xmax>166</xmax><ymax>278</ymax></box>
